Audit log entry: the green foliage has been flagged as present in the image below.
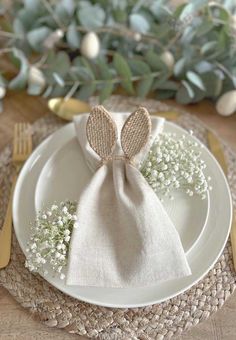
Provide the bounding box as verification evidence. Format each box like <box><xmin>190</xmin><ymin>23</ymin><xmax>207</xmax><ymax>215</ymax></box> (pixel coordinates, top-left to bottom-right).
<box><xmin>0</xmin><ymin>0</ymin><xmax>236</xmax><ymax>105</ymax></box>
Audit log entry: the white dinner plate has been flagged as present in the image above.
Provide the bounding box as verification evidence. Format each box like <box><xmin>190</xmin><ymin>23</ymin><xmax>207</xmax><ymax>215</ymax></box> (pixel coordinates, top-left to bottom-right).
<box><xmin>13</xmin><ymin>115</ymin><xmax>232</xmax><ymax>308</ymax></box>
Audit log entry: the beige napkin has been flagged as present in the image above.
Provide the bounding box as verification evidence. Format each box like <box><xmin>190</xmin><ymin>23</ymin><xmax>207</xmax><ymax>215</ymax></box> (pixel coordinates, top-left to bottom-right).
<box><xmin>67</xmin><ymin>106</ymin><xmax>191</xmax><ymax>287</ymax></box>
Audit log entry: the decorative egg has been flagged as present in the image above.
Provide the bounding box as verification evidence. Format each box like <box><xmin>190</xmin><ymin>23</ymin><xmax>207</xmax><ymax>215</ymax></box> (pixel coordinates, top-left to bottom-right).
<box><xmin>0</xmin><ymin>86</ymin><xmax>6</xmax><ymax>99</ymax></box>
<box><xmin>216</xmin><ymin>90</ymin><xmax>236</xmax><ymax>116</ymax></box>
<box><xmin>28</xmin><ymin>66</ymin><xmax>46</xmax><ymax>90</ymax></box>
<box><xmin>80</xmin><ymin>32</ymin><xmax>100</xmax><ymax>59</ymax></box>
<box><xmin>160</xmin><ymin>51</ymin><xmax>175</xmax><ymax>71</ymax></box>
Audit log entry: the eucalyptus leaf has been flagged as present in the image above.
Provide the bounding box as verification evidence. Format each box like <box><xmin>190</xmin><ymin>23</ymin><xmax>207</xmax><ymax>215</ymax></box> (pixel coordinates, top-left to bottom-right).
<box><xmin>77</xmin><ymin>83</ymin><xmax>96</xmax><ymax>100</ymax></box>
<box><xmin>174</xmin><ymin>58</ymin><xmax>185</xmax><ymax>77</ymax></box>
<box><xmin>66</xmin><ymin>22</ymin><xmax>80</xmax><ymax>49</ymax></box>
<box><xmin>156</xmin><ymin>89</ymin><xmax>176</xmax><ymax>100</ymax></box>
<box><xmin>9</xmin><ymin>49</ymin><xmax>29</xmax><ymax>90</ymax></box>
<box><xmin>186</xmin><ymin>71</ymin><xmax>205</xmax><ymax>91</ymax></box>
<box><xmin>112</xmin><ymin>8</ymin><xmax>127</xmax><ymax>23</ymax></box>
<box><xmin>55</xmin><ymin>4</ymin><xmax>71</xmax><ymax>26</ymax></box>
<box><xmin>60</xmin><ymin>0</ymin><xmax>75</xmax><ymax>15</ymax></box>
<box><xmin>113</xmin><ymin>53</ymin><xmax>134</xmax><ymax>94</ymax></box>
<box><xmin>18</xmin><ymin>8</ymin><xmax>38</xmax><ymax>30</ymax></box>
<box><xmin>128</xmin><ymin>59</ymin><xmax>150</xmax><ymax>75</ymax></box>
<box><xmin>71</xmin><ymin>66</ymin><xmax>94</xmax><ymax>81</ymax></box>
<box><xmin>53</xmin><ymin>52</ymin><xmax>70</xmax><ymax>77</ymax></box>
<box><xmin>201</xmin><ymin>72</ymin><xmax>222</xmax><ymax>98</ymax></box>
<box><xmin>145</xmin><ymin>51</ymin><xmax>168</xmax><ymax>73</ymax></box>
<box><xmin>129</xmin><ymin>14</ymin><xmax>150</xmax><ymax>33</ymax></box>
<box><xmin>194</xmin><ymin>61</ymin><xmax>214</xmax><ymax>73</ymax></box>
<box><xmin>179</xmin><ymin>0</ymin><xmax>207</xmax><ymax>20</ymax></box>
<box><xmin>77</xmin><ymin>5</ymin><xmax>105</xmax><ymax>29</ymax></box>
<box><xmin>44</xmin><ymin>51</ymin><xmax>70</xmax><ymax>82</ymax></box>
<box><xmin>27</xmin><ymin>26</ymin><xmax>52</xmax><ymax>52</ymax></box>
<box><xmin>72</xmin><ymin>56</ymin><xmax>83</xmax><ymax>67</ymax></box>
<box><xmin>180</xmin><ymin>26</ymin><xmax>196</xmax><ymax>44</ymax></box>
<box><xmin>173</xmin><ymin>3</ymin><xmax>187</xmax><ymax>18</ymax></box>
<box><xmin>201</xmin><ymin>41</ymin><xmax>217</xmax><ymax>55</ymax></box>
<box><xmin>189</xmin><ymin>85</ymin><xmax>205</xmax><ymax>103</ymax></box>
<box><xmin>50</xmin><ymin>85</ymin><xmax>69</xmax><ymax>97</ymax></box>
<box><xmin>96</xmin><ymin>59</ymin><xmax>112</xmax><ymax>79</ymax></box>
<box><xmin>24</xmin><ymin>0</ymin><xmax>42</xmax><ymax>12</ymax></box>
<box><xmin>176</xmin><ymin>84</ymin><xmax>193</xmax><ymax>104</ymax></box>
<box><xmin>151</xmin><ymin>1</ymin><xmax>170</xmax><ymax>20</ymax></box>
<box><xmin>99</xmin><ymin>82</ymin><xmax>114</xmax><ymax>102</ymax></box>
<box><xmin>13</xmin><ymin>18</ymin><xmax>25</xmax><ymax>37</ymax></box>
<box><xmin>79</xmin><ymin>58</ymin><xmax>95</xmax><ymax>79</ymax></box>
<box><xmin>153</xmin><ymin>80</ymin><xmax>180</xmax><ymax>91</ymax></box>
<box><xmin>196</xmin><ymin>21</ymin><xmax>213</xmax><ymax>37</ymax></box>
<box><xmin>182</xmin><ymin>80</ymin><xmax>195</xmax><ymax>98</ymax></box>
<box><xmin>137</xmin><ymin>76</ymin><xmax>153</xmax><ymax>98</ymax></box>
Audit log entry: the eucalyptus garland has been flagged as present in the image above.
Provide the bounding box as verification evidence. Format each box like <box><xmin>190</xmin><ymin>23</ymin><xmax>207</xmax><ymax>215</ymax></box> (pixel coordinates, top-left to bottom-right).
<box><xmin>0</xmin><ymin>0</ymin><xmax>236</xmax><ymax>114</ymax></box>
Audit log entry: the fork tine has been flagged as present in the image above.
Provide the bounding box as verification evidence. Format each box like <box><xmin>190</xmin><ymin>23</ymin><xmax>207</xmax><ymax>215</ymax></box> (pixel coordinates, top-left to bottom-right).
<box><xmin>14</xmin><ymin>123</ymin><xmax>21</xmax><ymax>155</ymax></box>
<box><xmin>19</xmin><ymin>123</ymin><xmax>24</xmax><ymax>154</ymax></box>
<box><xmin>27</xmin><ymin>123</ymin><xmax>32</xmax><ymax>153</ymax></box>
<box><xmin>13</xmin><ymin>124</ymin><xmax>18</xmax><ymax>156</ymax></box>
<box><xmin>21</xmin><ymin>123</ymin><xmax>26</xmax><ymax>154</ymax></box>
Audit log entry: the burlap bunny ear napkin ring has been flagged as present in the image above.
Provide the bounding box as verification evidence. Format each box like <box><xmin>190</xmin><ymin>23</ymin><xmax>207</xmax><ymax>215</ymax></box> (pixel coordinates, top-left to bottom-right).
<box><xmin>86</xmin><ymin>105</ymin><xmax>151</xmax><ymax>165</ymax></box>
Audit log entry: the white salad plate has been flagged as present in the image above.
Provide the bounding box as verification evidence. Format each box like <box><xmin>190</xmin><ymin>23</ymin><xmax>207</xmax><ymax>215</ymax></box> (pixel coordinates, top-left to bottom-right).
<box><xmin>13</xmin><ymin>114</ymin><xmax>232</xmax><ymax>308</ymax></box>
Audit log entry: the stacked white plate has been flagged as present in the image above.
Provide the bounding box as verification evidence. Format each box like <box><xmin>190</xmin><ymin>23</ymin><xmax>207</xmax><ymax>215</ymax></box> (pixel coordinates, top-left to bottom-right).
<box><xmin>12</xmin><ymin>114</ymin><xmax>232</xmax><ymax>308</ymax></box>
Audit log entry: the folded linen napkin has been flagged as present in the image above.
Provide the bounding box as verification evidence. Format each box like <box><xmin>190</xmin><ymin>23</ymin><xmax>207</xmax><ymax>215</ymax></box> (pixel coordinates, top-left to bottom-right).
<box><xmin>67</xmin><ymin>106</ymin><xmax>191</xmax><ymax>287</ymax></box>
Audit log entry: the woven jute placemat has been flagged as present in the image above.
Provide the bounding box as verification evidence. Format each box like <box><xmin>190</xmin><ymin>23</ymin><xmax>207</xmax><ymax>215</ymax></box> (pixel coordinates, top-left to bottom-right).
<box><xmin>0</xmin><ymin>96</ymin><xmax>236</xmax><ymax>339</ymax></box>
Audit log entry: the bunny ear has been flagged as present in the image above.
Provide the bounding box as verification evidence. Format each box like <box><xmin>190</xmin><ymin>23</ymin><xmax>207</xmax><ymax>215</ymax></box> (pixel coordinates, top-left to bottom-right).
<box><xmin>121</xmin><ymin>107</ymin><xmax>151</xmax><ymax>160</ymax></box>
<box><xmin>86</xmin><ymin>105</ymin><xmax>117</xmax><ymax>161</ymax></box>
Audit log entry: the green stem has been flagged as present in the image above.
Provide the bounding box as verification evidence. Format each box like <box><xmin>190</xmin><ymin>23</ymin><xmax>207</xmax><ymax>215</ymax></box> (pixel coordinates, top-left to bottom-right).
<box><xmin>0</xmin><ymin>30</ymin><xmax>23</xmax><ymax>39</ymax></box>
<box><xmin>64</xmin><ymin>71</ymin><xmax>160</xmax><ymax>86</ymax></box>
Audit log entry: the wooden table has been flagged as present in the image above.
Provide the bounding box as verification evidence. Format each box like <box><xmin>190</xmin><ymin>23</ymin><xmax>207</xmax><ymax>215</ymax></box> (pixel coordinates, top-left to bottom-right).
<box><xmin>0</xmin><ymin>91</ymin><xmax>236</xmax><ymax>339</ymax></box>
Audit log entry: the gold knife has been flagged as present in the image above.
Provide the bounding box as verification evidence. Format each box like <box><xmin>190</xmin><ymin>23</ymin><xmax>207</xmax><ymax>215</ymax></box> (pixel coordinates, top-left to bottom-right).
<box><xmin>207</xmin><ymin>130</ymin><xmax>236</xmax><ymax>271</ymax></box>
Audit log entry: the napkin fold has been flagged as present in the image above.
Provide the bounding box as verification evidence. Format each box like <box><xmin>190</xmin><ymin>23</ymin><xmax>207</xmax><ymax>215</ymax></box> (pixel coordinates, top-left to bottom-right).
<box><xmin>67</xmin><ymin>106</ymin><xmax>191</xmax><ymax>287</ymax></box>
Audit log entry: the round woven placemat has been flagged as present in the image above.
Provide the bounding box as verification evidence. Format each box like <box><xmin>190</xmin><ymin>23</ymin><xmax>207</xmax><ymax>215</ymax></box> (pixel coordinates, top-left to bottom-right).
<box><xmin>0</xmin><ymin>96</ymin><xmax>236</xmax><ymax>340</ymax></box>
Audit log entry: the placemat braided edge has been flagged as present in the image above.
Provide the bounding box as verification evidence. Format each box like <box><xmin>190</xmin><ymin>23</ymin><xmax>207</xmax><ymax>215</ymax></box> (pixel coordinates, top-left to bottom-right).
<box><xmin>0</xmin><ymin>96</ymin><xmax>236</xmax><ymax>340</ymax></box>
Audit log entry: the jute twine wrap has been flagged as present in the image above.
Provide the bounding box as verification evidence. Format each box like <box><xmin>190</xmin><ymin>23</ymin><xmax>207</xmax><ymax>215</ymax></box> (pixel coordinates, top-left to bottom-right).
<box><xmin>0</xmin><ymin>96</ymin><xmax>236</xmax><ymax>339</ymax></box>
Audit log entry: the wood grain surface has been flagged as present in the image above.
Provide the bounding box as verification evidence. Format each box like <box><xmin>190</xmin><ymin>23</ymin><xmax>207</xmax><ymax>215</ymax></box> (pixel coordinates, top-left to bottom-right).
<box><xmin>0</xmin><ymin>91</ymin><xmax>236</xmax><ymax>340</ymax></box>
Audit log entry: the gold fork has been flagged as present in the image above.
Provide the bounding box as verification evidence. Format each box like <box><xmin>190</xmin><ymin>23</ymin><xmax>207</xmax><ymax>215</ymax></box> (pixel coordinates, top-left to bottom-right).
<box><xmin>0</xmin><ymin>123</ymin><xmax>32</xmax><ymax>269</ymax></box>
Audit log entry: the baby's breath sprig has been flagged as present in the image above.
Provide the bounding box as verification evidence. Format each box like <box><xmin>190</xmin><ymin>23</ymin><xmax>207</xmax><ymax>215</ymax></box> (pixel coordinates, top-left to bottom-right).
<box><xmin>141</xmin><ymin>132</ymin><xmax>211</xmax><ymax>201</ymax></box>
<box><xmin>25</xmin><ymin>200</ymin><xmax>77</xmax><ymax>280</ymax></box>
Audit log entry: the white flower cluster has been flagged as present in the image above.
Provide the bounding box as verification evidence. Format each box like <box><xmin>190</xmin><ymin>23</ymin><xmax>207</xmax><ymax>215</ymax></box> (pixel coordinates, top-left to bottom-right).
<box><xmin>141</xmin><ymin>132</ymin><xmax>211</xmax><ymax>200</ymax></box>
<box><xmin>25</xmin><ymin>201</ymin><xmax>77</xmax><ymax>280</ymax></box>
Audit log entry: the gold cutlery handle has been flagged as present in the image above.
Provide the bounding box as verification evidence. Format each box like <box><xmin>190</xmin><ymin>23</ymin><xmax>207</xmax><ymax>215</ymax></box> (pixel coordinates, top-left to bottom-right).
<box><xmin>0</xmin><ymin>174</ymin><xmax>17</xmax><ymax>268</ymax></box>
